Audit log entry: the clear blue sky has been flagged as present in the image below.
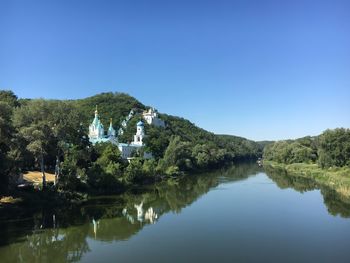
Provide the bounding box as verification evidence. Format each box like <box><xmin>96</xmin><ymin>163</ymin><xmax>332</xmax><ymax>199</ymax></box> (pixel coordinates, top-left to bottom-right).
<box><xmin>1</xmin><ymin>0</ymin><xmax>349</xmax><ymax>141</ymax></box>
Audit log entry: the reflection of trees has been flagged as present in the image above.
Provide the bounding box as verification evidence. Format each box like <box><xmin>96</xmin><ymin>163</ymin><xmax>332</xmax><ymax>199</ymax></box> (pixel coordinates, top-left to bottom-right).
<box><xmin>0</xmin><ymin>163</ymin><xmax>263</xmax><ymax>261</ymax></box>
<box><xmin>153</xmin><ymin>162</ymin><xmax>263</xmax><ymax>213</ymax></box>
<box><xmin>321</xmin><ymin>188</ymin><xmax>350</xmax><ymax>218</ymax></box>
<box><xmin>88</xmin><ymin>162</ymin><xmax>262</xmax><ymax>242</ymax></box>
<box><xmin>0</xmin><ymin>212</ymin><xmax>90</xmax><ymax>262</ymax></box>
<box><xmin>265</xmin><ymin>165</ymin><xmax>317</xmax><ymax>193</ymax></box>
<box><xmin>265</xmin><ymin>166</ymin><xmax>350</xmax><ymax>218</ymax></box>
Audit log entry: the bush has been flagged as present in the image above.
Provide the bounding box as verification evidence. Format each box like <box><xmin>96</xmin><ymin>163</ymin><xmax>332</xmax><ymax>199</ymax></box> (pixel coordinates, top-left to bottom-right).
<box><xmin>317</xmin><ymin>128</ymin><xmax>350</xmax><ymax>168</ymax></box>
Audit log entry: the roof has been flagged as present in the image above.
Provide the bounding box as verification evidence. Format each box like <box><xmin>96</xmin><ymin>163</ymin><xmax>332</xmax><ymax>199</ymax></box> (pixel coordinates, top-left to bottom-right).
<box><xmin>108</xmin><ymin>123</ymin><xmax>115</xmax><ymax>131</ymax></box>
<box><xmin>118</xmin><ymin>143</ymin><xmax>143</xmax><ymax>148</ymax></box>
<box><xmin>137</xmin><ymin>121</ymin><xmax>144</xmax><ymax>126</ymax></box>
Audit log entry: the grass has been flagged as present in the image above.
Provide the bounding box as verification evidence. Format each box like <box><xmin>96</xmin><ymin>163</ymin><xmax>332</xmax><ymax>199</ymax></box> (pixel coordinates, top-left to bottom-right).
<box><xmin>23</xmin><ymin>171</ymin><xmax>55</xmax><ymax>184</ymax></box>
<box><xmin>1</xmin><ymin>171</ymin><xmax>54</xmax><ymax>206</ymax></box>
<box><xmin>0</xmin><ymin>196</ymin><xmax>22</xmax><ymax>204</ymax></box>
<box><xmin>264</xmin><ymin>161</ymin><xmax>350</xmax><ymax>198</ymax></box>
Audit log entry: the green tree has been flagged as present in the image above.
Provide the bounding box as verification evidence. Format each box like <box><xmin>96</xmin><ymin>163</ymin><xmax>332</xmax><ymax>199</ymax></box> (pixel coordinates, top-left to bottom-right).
<box><xmin>13</xmin><ymin>99</ymin><xmax>91</xmax><ymax>189</ymax></box>
<box><xmin>143</xmin><ymin>125</ymin><xmax>170</xmax><ymax>159</ymax></box>
<box><xmin>318</xmin><ymin>128</ymin><xmax>350</xmax><ymax>168</ymax></box>
<box><xmin>192</xmin><ymin>144</ymin><xmax>211</xmax><ymax>169</ymax></box>
<box><xmin>124</xmin><ymin>158</ymin><xmax>144</xmax><ymax>183</ymax></box>
<box><xmin>0</xmin><ymin>102</ymin><xmax>14</xmax><ymax>193</ymax></box>
<box><xmin>0</xmin><ymin>90</ymin><xmax>20</xmax><ymax>193</ymax></box>
<box><xmin>0</xmin><ymin>90</ymin><xmax>19</xmax><ymax>108</ymax></box>
<box><xmin>95</xmin><ymin>143</ymin><xmax>124</xmax><ymax>178</ymax></box>
<box><xmin>161</xmin><ymin>136</ymin><xmax>194</xmax><ymax>172</ymax></box>
<box><xmin>142</xmin><ymin>159</ymin><xmax>158</xmax><ymax>177</ymax></box>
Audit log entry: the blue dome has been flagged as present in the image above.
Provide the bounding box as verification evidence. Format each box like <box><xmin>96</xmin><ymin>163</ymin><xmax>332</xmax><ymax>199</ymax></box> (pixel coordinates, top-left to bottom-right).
<box><xmin>137</xmin><ymin>121</ymin><xmax>144</xmax><ymax>126</ymax></box>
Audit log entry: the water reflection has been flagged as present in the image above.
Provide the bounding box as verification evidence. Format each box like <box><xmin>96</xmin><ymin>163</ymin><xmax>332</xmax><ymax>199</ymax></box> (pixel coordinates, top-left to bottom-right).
<box><xmin>265</xmin><ymin>165</ymin><xmax>350</xmax><ymax>218</ymax></box>
<box><xmin>92</xmin><ymin>218</ymin><xmax>99</xmax><ymax>239</ymax></box>
<box><xmin>122</xmin><ymin>202</ymin><xmax>158</xmax><ymax>224</ymax></box>
<box><xmin>145</xmin><ymin>207</ymin><xmax>158</xmax><ymax>224</ymax></box>
<box><xmin>0</xmin><ymin>163</ymin><xmax>261</xmax><ymax>261</ymax></box>
<box><xmin>1</xmin><ymin>163</ymin><xmax>350</xmax><ymax>262</ymax></box>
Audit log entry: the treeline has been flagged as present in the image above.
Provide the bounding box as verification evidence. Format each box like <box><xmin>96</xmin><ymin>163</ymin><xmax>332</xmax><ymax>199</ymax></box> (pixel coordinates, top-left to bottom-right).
<box><xmin>0</xmin><ymin>90</ymin><xmax>261</xmax><ymax>195</ymax></box>
<box><xmin>263</xmin><ymin>128</ymin><xmax>350</xmax><ymax>168</ymax></box>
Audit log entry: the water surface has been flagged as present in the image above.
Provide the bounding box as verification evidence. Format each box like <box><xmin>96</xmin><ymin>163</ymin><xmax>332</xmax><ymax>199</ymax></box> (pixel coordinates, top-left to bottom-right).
<box><xmin>1</xmin><ymin>163</ymin><xmax>350</xmax><ymax>262</ymax></box>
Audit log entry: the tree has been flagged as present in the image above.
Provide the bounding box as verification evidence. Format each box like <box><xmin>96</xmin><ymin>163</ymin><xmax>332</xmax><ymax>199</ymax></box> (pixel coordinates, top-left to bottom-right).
<box><xmin>289</xmin><ymin>142</ymin><xmax>315</xmax><ymax>163</ymax></box>
<box><xmin>13</xmin><ymin>100</ymin><xmax>55</xmax><ymax>189</ymax></box>
<box><xmin>124</xmin><ymin>158</ymin><xmax>144</xmax><ymax>183</ymax></box>
<box><xmin>142</xmin><ymin>159</ymin><xmax>158</xmax><ymax>177</ymax></box>
<box><xmin>95</xmin><ymin>143</ymin><xmax>124</xmax><ymax>178</ymax></box>
<box><xmin>0</xmin><ymin>102</ymin><xmax>14</xmax><ymax>193</ymax></box>
<box><xmin>13</xmin><ymin>99</ymin><xmax>91</xmax><ymax>189</ymax></box>
<box><xmin>161</xmin><ymin>136</ymin><xmax>194</xmax><ymax>172</ymax></box>
<box><xmin>0</xmin><ymin>91</ymin><xmax>21</xmax><ymax>193</ymax></box>
<box><xmin>192</xmin><ymin>144</ymin><xmax>211</xmax><ymax>169</ymax></box>
<box><xmin>318</xmin><ymin>128</ymin><xmax>350</xmax><ymax>168</ymax></box>
<box><xmin>143</xmin><ymin>125</ymin><xmax>170</xmax><ymax>159</ymax></box>
<box><xmin>0</xmin><ymin>90</ymin><xmax>19</xmax><ymax>108</ymax></box>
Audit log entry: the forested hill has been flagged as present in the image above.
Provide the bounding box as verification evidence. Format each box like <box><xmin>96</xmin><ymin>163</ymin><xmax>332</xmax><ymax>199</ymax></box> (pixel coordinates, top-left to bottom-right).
<box><xmin>263</xmin><ymin>129</ymin><xmax>350</xmax><ymax>168</ymax></box>
<box><xmin>72</xmin><ymin>92</ymin><xmax>146</xmax><ymax>129</ymax></box>
<box><xmin>69</xmin><ymin>92</ymin><xmax>262</xmax><ymax>161</ymax></box>
<box><xmin>1</xmin><ymin>90</ymin><xmax>263</xmax><ymax>194</ymax></box>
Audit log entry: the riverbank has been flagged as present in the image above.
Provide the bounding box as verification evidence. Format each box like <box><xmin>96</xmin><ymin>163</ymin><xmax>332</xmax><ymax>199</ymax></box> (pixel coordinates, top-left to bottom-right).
<box><xmin>264</xmin><ymin>161</ymin><xmax>350</xmax><ymax>198</ymax></box>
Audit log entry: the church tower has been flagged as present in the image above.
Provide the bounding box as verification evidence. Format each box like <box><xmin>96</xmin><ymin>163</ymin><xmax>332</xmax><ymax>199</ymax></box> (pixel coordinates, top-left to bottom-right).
<box><xmin>133</xmin><ymin>121</ymin><xmax>145</xmax><ymax>146</ymax></box>
<box><xmin>107</xmin><ymin>118</ymin><xmax>116</xmax><ymax>138</ymax></box>
<box><xmin>89</xmin><ymin>105</ymin><xmax>104</xmax><ymax>139</ymax></box>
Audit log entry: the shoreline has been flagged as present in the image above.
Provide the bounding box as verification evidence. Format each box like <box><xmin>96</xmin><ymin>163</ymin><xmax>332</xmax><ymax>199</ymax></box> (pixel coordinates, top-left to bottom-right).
<box><xmin>263</xmin><ymin>161</ymin><xmax>350</xmax><ymax>199</ymax></box>
<box><xmin>0</xmin><ymin>161</ymin><xmax>255</xmax><ymax>215</ymax></box>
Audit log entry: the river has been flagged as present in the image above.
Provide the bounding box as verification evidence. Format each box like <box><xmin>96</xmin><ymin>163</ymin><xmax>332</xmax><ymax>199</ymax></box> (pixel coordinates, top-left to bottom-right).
<box><xmin>1</xmin><ymin>163</ymin><xmax>350</xmax><ymax>262</ymax></box>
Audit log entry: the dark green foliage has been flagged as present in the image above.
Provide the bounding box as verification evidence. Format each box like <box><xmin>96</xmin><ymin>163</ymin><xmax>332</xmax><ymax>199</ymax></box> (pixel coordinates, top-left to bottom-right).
<box><xmin>263</xmin><ymin>140</ymin><xmax>316</xmax><ymax>164</ymax></box>
<box><xmin>143</xmin><ymin>125</ymin><xmax>170</xmax><ymax>159</ymax></box>
<box><xmin>215</xmin><ymin>134</ymin><xmax>260</xmax><ymax>160</ymax></box>
<box><xmin>0</xmin><ymin>90</ymin><xmax>20</xmax><ymax>108</ymax></box>
<box><xmin>191</xmin><ymin>143</ymin><xmax>228</xmax><ymax>169</ymax></box>
<box><xmin>0</xmin><ymin>102</ymin><xmax>14</xmax><ymax>193</ymax></box>
<box><xmin>256</xmin><ymin>140</ymin><xmax>275</xmax><ymax>154</ymax></box>
<box><xmin>87</xmin><ymin>163</ymin><xmax>123</xmax><ymax>194</ymax></box>
<box><xmin>161</xmin><ymin>114</ymin><xmax>216</xmax><ymax>143</ymax></box>
<box><xmin>0</xmin><ymin>91</ymin><xmax>20</xmax><ymax>193</ymax></box>
<box><xmin>74</xmin><ymin>92</ymin><xmax>145</xmax><ymax>132</ymax></box>
<box><xmin>124</xmin><ymin>158</ymin><xmax>145</xmax><ymax>183</ymax></box>
<box><xmin>95</xmin><ymin>143</ymin><xmax>125</xmax><ymax>179</ymax></box>
<box><xmin>118</xmin><ymin>114</ymin><xmax>140</xmax><ymax>143</ymax></box>
<box><xmin>317</xmin><ymin>128</ymin><xmax>350</xmax><ymax>168</ymax></box>
<box><xmin>142</xmin><ymin>159</ymin><xmax>158</xmax><ymax>177</ymax></box>
<box><xmin>59</xmin><ymin>155</ymin><xmax>87</xmax><ymax>192</ymax></box>
<box><xmin>0</xmin><ymin>89</ymin><xmax>268</xmax><ymax>197</ymax></box>
<box><xmin>160</xmin><ymin>135</ymin><xmax>194</xmax><ymax>172</ymax></box>
<box><xmin>13</xmin><ymin>99</ymin><xmax>91</xmax><ymax>169</ymax></box>
<box><xmin>263</xmin><ymin>130</ymin><xmax>350</xmax><ymax>169</ymax></box>
<box><xmin>75</xmin><ymin>93</ymin><xmax>261</xmax><ymax>173</ymax></box>
<box><xmin>144</xmin><ymin>114</ymin><xmax>261</xmax><ymax>170</ymax></box>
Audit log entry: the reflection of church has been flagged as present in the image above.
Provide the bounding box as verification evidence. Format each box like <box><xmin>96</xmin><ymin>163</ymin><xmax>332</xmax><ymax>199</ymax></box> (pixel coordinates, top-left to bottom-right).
<box><xmin>122</xmin><ymin>201</ymin><xmax>158</xmax><ymax>224</ymax></box>
<box><xmin>88</xmin><ymin>106</ymin><xmax>156</xmax><ymax>159</ymax></box>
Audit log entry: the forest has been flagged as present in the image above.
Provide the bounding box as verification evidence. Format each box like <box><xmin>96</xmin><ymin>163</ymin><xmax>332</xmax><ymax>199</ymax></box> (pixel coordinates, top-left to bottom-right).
<box><xmin>263</xmin><ymin>128</ymin><xmax>350</xmax><ymax>168</ymax></box>
<box><xmin>0</xmin><ymin>90</ymin><xmax>262</xmax><ymax>197</ymax></box>
<box><xmin>263</xmin><ymin>129</ymin><xmax>350</xmax><ymax>198</ymax></box>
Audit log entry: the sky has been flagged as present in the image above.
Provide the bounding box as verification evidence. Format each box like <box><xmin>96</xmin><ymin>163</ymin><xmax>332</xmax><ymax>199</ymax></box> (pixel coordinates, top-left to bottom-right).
<box><xmin>0</xmin><ymin>0</ymin><xmax>349</xmax><ymax>141</ymax></box>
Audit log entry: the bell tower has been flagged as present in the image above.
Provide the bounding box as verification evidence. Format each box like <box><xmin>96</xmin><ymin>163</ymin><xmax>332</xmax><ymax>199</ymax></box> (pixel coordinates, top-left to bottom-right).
<box><xmin>133</xmin><ymin>121</ymin><xmax>145</xmax><ymax>145</ymax></box>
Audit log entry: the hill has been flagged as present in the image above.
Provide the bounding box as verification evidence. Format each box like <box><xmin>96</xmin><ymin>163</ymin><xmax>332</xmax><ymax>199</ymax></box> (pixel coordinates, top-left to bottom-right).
<box><xmin>70</xmin><ymin>92</ymin><xmax>262</xmax><ymax>161</ymax></box>
<box><xmin>72</xmin><ymin>92</ymin><xmax>146</xmax><ymax>130</ymax></box>
<box><xmin>1</xmin><ymin>90</ymin><xmax>261</xmax><ymax>195</ymax></box>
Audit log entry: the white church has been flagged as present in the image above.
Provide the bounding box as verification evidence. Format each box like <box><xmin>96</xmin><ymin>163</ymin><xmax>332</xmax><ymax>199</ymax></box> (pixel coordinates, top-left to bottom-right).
<box><xmin>142</xmin><ymin>108</ymin><xmax>165</xmax><ymax>128</ymax></box>
<box><xmin>88</xmin><ymin>106</ymin><xmax>161</xmax><ymax>159</ymax></box>
<box><xmin>89</xmin><ymin>106</ymin><xmax>117</xmax><ymax>144</ymax></box>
